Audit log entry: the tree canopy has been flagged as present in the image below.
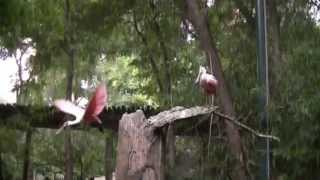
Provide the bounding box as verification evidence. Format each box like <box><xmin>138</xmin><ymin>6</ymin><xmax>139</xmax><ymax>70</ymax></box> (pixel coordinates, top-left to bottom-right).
<box><xmin>0</xmin><ymin>0</ymin><xmax>320</xmax><ymax>179</ymax></box>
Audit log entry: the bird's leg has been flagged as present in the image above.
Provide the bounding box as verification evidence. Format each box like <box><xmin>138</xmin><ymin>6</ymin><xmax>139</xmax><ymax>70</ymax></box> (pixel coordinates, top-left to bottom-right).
<box><xmin>93</xmin><ymin>116</ymin><xmax>102</xmax><ymax>124</ymax></box>
<box><xmin>93</xmin><ymin>116</ymin><xmax>104</xmax><ymax>132</ymax></box>
<box><xmin>56</xmin><ymin>121</ymin><xmax>69</xmax><ymax>135</ymax></box>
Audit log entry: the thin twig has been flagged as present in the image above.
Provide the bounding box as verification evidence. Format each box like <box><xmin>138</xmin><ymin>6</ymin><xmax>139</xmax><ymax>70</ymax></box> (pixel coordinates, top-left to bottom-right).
<box><xmin>212</xmin><ymin>111</ymin><xmax>280</xmax><ymax>142</ymax></box>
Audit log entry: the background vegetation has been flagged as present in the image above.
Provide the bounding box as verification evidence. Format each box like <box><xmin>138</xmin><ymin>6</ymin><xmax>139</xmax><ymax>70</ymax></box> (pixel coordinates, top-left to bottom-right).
<box><xmin>0</xmin><ymin>0</ymin><xmax>319</xmax><ymax>179</ymax></box>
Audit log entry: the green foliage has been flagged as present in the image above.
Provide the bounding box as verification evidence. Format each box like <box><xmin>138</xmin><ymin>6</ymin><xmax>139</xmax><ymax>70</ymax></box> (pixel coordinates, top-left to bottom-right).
<box><xmin>0</xmin><ymin>0</ymin><xmax>320</xmax><ymax>179</ymax></box>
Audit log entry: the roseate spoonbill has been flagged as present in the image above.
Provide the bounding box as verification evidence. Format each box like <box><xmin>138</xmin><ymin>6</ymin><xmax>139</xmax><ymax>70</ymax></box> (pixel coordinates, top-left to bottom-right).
<box><xmin>54</xmin><ymin>83</ymin><xmax>107</xmax><ymax>134</ymax></box>
<box><xmin>195</xmin><ymin>66</ymin><xmax>218</xmax><ymax>96</ymax></box>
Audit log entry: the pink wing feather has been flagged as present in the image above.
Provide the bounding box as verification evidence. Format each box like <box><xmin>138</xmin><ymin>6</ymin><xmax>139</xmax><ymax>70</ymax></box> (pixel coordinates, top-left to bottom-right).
<box><xmin>201</xmin><ymin>73</ymin><xmax>218</xmax><ymax>96</ymax></box>
<box><xmin>83</xmin><ymin>84</ymin><xmax>107</xmax><ymax>124</ymax></box>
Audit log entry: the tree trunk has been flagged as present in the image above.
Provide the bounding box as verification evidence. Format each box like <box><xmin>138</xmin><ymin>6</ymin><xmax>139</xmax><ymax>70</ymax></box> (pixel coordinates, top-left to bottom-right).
<box><xmin>182</xmin><ymin>0</ymin><xmax>248</xmax><ymax>179</ymax></box>
<box><xmin>105</xmin><ymin>132</ymin><xmax>114</xmax><ymax>180</ymax></box>
<box><xmin>267</xmin><ymin>0</ymin><xmax>282</xmax><ymax>98</ymax></box>
<box><xmin>115</xmin><ymin>111</ymin><xmax>165</xmax><ymax>180</ymax></box>
<box><xmin>64</xmin><ymin>48</ymin><xmax>75</xmax><ymax>180</ymax></box>
<box><xmin>115</xmin><ymin>106</ymin><xmax>217</xmax><ymax>180</ymax></box>
<box><xmin>64</xmin><ymin>0</ymin><xmax>75</xmax><ymax>179</ymax></box>
<box><xmin>22</xmin><ymin>130</ymin><xmax>32</xmax><ymax>180</ymax></box>
<box><xmin>267</xmin><ymin>1</ymin><xmax>281</xmax><ymax>179</ymax></box>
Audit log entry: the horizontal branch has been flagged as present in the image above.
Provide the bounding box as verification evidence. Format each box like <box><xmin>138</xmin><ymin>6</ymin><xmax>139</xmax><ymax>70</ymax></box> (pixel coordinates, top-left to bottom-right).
<box><xmin>0</xmin><ymin>104</ymin><xmax>280</xmax><ymax>141</ymax></box>
<box><xmin>146</xmin><ymin>105</ymin><xmax>280</xmax><ymax>142</ymax></box>
<box><xmin>147</xmin><ymin>106</ymin><xmax>218</xmax><ymax>129</ymax></box>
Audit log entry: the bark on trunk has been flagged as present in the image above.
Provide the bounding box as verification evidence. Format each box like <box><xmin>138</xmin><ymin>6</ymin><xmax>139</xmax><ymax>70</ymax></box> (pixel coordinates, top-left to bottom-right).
<box><xmin>115</xmin><ymin>106</ymin><xmax>217</xmax><ymax>180</ymax></box>
<box><xmin>64</xmin><ymin>0</ymin><xmax>74</xmax><ymax>179</ymax></box>
<box><xmin>182</xmin><ymin>0</ymin><xmax>248</xmax><ymax>179</ymax></box>
<box><xmin>267</xmin><ymin>0</ymin><xmax>282</xmax><ymax>98</ymax></box>
<box><xmin>64</xmin><ymin>38</ymin><xmax>75</xmax><ymax>180</ymax></box>
<box><xmin>115</xmin><ymin>111</ymin><xmax>165</xmax><ymax>180</ymax></box>
<box><xmin>22</xmin><ymin>130</ymin><xmax>32</xmax><ymax>180</ymax></box>
<box><xmin>267</xmin><ymin>1</ymin><xmax>282</xmax><ymax>179</ymax></box>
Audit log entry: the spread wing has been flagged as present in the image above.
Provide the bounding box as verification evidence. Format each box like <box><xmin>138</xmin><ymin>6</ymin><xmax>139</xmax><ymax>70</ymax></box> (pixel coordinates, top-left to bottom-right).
<box><xmin>83</xmin><ymin>84</ymin><xmax>108</xmax><ymax>123</ymax></box>
<box><xmin>54</xmin><ymin>100</ymin><xmax>85</xmax><ymax>123</ymax></box>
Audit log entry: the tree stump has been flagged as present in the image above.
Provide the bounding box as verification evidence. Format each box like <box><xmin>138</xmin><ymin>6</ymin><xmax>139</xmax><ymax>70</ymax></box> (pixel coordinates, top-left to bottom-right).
<box><xmin>115</xmin><ymin>106</ymin><xmax>217</xmax><ymax>180</ymax></box>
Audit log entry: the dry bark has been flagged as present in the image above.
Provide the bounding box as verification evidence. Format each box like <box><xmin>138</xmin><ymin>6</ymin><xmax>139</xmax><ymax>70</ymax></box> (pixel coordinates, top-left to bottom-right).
<box><xmin>115</xmin><ymin>106</ymin><xmax>217</xmax><ymax>180</ymax></box>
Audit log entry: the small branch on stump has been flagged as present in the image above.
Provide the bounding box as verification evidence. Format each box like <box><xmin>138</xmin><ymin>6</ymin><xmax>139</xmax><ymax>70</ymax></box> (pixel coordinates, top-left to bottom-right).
<box><xmin>212</xmin><ymin>111</ymin><xmax>280</xmax><ymax>142</ymax></box>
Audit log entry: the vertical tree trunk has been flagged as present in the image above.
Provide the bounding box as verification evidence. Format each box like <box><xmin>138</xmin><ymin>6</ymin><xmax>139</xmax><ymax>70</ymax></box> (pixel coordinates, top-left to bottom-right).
<box><xmin>105</xmin><ymin>132</ymin><xmax>114</xmax><ymax>180</ymax></box>
<box><xmin>64</xmin><ymin>50</ymin><xmax>75</xmax><ymax>180</ymax></box>
<box><xmin>22</xmin><ymin>130</ymin><xmax>32</xmax><ymax>180</ymax></box>
<box><xmin>267</xmin><ymin>0</ymin><xmax>282</xmax><ymax>98</ymax></box>
<box><xmin>267</xmin><ymin>1</ymin><xmax>281</xmax><ymax>179</ymax></box>
<box><xmin>64</xmin><ymin>0</ymin><xmax>74</xmax><ymax>179</ymax></box>
<box><xmin>182</xmin><ymin>0</ymin><xmax>248</xmax><ymax>179</ymax></box>
<box><xmin>115</xmin><ymin>111</ymin><xmax>165</xmax><ymax>180</ymax></box>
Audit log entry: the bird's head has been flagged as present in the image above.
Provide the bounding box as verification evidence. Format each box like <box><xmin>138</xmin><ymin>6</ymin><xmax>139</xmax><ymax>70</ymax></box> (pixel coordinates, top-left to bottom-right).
<box><xmin>195</xmin><ymin>66</ymin><xmax>207</xmax><ymax>84</ymax></box>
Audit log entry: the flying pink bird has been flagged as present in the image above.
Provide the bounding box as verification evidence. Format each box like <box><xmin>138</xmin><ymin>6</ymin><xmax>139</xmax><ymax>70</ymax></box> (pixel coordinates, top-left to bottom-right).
<box><xmin>54</xmin><ymin>83</ymin><xmax>107</xmax><ymax>134</ymax></box>
<box><xmin>195</xmin><ymin>66</ymin><xmax>218</xmax><ymax>96</ymax></box>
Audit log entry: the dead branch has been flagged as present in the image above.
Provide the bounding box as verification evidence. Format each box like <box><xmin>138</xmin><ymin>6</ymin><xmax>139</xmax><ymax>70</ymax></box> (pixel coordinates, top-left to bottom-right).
<box><xmin>147</xmin><ymin>106</ymin><xmax>280</xmax><ymax>142</ymax></box>
<box><xmin>147</xmin><ymin>106</ymin><xmax>218</xmax><ymax>129</ymax></box>
<box><xmin>212</xmin><ymin>111</ymin><xmax>280</xmax><ymax>142</ymax></box>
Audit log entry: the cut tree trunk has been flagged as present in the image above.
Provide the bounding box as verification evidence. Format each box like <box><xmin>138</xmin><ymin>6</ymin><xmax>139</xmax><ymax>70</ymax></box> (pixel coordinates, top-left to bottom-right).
<box><xmin>182</xmin><ymin>0</ymin><xmax>248</xmax><ymax>179</ymax></box>
<box><xmin>115</xmin><ymin>111</ymin><xmax>165</xmax><ymax>180</ymax></box>
<box><xmin>115</xmin><ymin>106</ymin><xmax>217</xmax><ymax>180</ymax></box>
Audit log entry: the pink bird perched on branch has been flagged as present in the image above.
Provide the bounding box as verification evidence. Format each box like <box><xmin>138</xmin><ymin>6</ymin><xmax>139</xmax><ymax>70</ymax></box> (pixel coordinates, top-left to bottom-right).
<box><xmin>54</xmin><ymin>83</ymin><xmax>107</xmax><ymax>134</ymax></box>
<box><xmin>195</xmin><ymin>66</ymin><xmax>218</xmax><ymax>96</ymax></box>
